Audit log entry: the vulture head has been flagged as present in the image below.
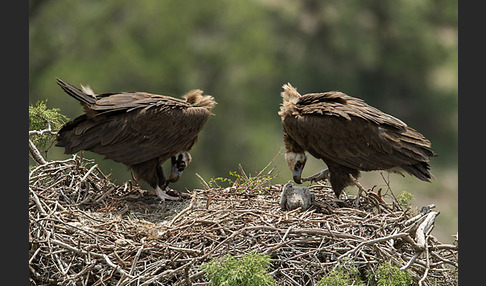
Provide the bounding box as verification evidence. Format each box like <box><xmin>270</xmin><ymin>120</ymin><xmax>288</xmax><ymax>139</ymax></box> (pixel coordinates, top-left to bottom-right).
<box><xmin>168</xmin><ymin>152</ymin><xmax>192</xmax><ymax>183</ymax></box>
<box><xmin>285</xmin><ymin>152</ymin><xmax>306</xmax><ymax>184</ymax></box>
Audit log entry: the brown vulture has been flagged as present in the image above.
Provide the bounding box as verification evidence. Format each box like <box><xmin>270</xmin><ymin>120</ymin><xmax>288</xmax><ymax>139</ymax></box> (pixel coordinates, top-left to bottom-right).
<box><xmin>55</xmin><ymin>78</ymin><xmax>216</xmax><ymax>201</ymax></box>
<box><xmin>279</xmin><ymin>83</ymin><xmax>436</xmax><ymax>198</ymax></box>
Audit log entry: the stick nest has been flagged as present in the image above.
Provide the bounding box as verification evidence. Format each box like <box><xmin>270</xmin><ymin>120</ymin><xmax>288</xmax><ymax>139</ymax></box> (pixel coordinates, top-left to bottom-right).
<box><xmin>29</xmin><ymin>156</ymin><xmax>458</xmax><ymax>285</ymax></box>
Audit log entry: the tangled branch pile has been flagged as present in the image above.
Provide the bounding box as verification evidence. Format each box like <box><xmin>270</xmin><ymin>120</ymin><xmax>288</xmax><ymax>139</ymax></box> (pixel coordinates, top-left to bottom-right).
<box><xmin>29</xmin><ymin>156</ymin><xmax>458</xmax><ymax>285</ymax></box>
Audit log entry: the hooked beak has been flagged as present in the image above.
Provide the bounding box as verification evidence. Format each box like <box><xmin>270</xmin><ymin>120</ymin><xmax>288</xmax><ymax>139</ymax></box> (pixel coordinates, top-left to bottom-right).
<box><xmin>285</xmin><ymin>152</ymin><xmax>306</xmax><ymax>185</ymax></box>
<box><xmin>168</xmin><ymin>155</ymin><xmax>187</xmax><ymax>183</ymax></box>
<box><xmin>168</xmin><ymin>164</ymin><xmax>182</xmax><ymax>182</ymax></box>
<box><xmin>292</xmin><ymin>170</ymin><xmax>303</xmax><ymax>184</ymax></box>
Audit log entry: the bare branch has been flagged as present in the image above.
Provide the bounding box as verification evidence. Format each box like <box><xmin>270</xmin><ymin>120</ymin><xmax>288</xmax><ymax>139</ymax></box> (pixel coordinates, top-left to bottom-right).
<box><xmin>29</xmin><ymin>139</ymin><xmax>47</xmax><ymax>165</ymax></box>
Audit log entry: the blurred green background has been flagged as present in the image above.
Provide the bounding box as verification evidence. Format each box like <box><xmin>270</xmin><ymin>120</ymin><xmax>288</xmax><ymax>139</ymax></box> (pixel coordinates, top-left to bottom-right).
<box><xmin>29</xmin><ymin>0</ymin><xmax>457</xmax><ymax>241</ymax></box>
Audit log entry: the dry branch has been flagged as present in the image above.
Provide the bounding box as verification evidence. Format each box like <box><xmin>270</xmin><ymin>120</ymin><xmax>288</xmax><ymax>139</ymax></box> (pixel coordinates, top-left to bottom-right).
<box><xmin>29</xmin><ymin>139</ymin><xmax>47</xmax><ymax>165</ymax></box>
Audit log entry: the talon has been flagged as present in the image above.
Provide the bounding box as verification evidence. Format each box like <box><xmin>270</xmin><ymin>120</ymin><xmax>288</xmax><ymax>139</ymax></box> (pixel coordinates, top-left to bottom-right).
<box><xmin>166</xmin><ymin>188</ymin><xmax>191</xmax><ymax>199</ymax></box>
<box><xmin>155</xmin><ymin>186</ymin><xmax>181</xmax><ymax>202</ymax></box>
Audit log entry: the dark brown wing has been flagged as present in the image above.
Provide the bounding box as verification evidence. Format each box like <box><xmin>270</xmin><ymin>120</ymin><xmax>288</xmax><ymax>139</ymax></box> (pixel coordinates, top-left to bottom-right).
<box><xmin>283</xmin><ymin>92</ymin><xmax>435</xmax><ymax>172</ymax></box>
<box><xmin>90</xmin><ymin>92</ymin><xmax>190</xmax><ymax>113</ymax></box>
<box><xmin>57</xmin><ymin>93</ymin><xmax>211</xmax><ymax>165</ymax></box>
<box><xmin>295</xmin><ymin>92</ymin><xmax>407</xmax><ymax>129</ymax></box>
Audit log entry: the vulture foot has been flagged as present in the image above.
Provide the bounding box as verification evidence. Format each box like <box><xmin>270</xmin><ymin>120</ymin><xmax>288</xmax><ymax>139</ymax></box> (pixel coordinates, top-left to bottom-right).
<box><xmin>302</xmin><ymin>169</ymin><xmax>330</xmax><ymax>183</ymax></box>
<box><xmin>166</xmin><ymin>188</ymin><xmax>191</xmax><ymax>199</ymax></box>
<box><xmin>348</xmin><ymin>175</ymin><xmax>387</xmax><ymax>209</ymax></box>
<box><xmin>155</xmin><ymin>186</ymin><xmax>182</xmax><ymax>202</ymax></box>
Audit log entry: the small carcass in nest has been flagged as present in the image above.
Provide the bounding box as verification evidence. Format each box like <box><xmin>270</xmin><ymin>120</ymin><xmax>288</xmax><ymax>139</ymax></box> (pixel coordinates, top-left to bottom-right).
<box><xmin>279</xmin><ymin>181</ymin><xmax>315</xmax><ymax>211</ymax></box>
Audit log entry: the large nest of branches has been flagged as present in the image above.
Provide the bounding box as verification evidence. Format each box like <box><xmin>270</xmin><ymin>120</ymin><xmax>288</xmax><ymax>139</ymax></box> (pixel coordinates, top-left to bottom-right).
<box><xmin>29</xmin><ymin>156</ymin><xmax>458</xmax><ymax>285</ymax></box>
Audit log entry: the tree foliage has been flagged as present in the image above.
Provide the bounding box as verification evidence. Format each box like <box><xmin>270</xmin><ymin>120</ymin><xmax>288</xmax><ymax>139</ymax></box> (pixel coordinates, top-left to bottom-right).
<box><xmin>29</xmin><ymin>100</ymin><xmax>68</xmax><ymax>153</ymax></box>
<box><xmin>369</xmin><ymin>262</ymin><xmax>413</xmax><ymax>286</ymax></box>
<box><xmin>316</xmin><ymin>265</ymin><xmax>364</xmax><ymax>286</ymax></box>
<box><xmin>316</xmin><ymin>262</ymin><xmax>413</xmax><ymax>286</ymax></box>
<box><xmin>201</xmin><ymin>252</ymin><xmax>276</xmax><ymax>286</ymax></box>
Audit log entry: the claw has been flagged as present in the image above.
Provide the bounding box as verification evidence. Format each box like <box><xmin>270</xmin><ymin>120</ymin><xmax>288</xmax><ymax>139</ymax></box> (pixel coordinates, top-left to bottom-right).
<box><xmin>166</xmin><ymin>188</ymin><xmax>191</xmax><ymax>199</ymax></box>
<box><xmin>155</xmin><ymin>186</ymin><xmax>181</xmax><ymax>202</ymax></box>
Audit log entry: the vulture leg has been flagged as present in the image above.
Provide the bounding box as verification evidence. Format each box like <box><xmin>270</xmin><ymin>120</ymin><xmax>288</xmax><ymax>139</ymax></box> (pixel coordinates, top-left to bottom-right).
<box><xmin>302</xmin><ymin>169</ymin><xmax>330</xmax><ymax>183</ymax></box>
<box><xmin>348</xmin><ymin>174</ymin><xmax>367</xmax><ymax>207</ymax></box>
<box><xmin>155</xmin><ymin>164</ymin><xmax>182</xmax><ymax>201</ymax></box>
<box><xmin>326</xmin><ymin>165</ymin><xmax>359</xmax><ymax>198</ymax></box>
<box><xmin>129</xmin><ymin>160</ymin><xmax>180</xmax><ymax>202</ymax></box>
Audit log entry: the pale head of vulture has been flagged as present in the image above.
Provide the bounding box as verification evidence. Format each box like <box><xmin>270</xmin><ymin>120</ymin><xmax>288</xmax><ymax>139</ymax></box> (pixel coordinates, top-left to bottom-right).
<box><xmin>168</xmin><ymin>152</ymin><xmax>192</xmax><ymax>183</ymax></box>
<box><xmin>284</xmin><ymin>152</ymin><xmax>306</xmax><ymax>184</ymax></box>
<box><xmin>55</xmin><ymin>78</ymin><xmax>216</xmax><ymax>201</ymax></box>
<box><xmin>279</xmin><ymin>83</ymin><xmax>436</xmax><ymax>198</ymax></box>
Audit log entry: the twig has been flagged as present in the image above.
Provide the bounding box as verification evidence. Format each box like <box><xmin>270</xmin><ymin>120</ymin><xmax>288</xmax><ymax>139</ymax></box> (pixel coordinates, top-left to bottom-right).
<box><xmin>169</xmin><ymin>190</ymin><xmax>197</xmax><ymax>226</ymax></box>
<box><xmin>50</xmin><ymin>239</ymin><xmax>134</xmax><ymax>279</ymax></box>
<box><xmin>256</xmin><ymin>148</ymin><xmax>282</xmax><ymax>178</ymax></box>
<box><xmin>195</xmin><ymin>173</ymin><xmax>210</xmax><ymax>190</ymax></box>
<box><xmin>415</xmin><ymin>211</ymin><xmax>439</xmax><ymax>249</ymax></box>
<box><xmin>337</xmin><ymin>232</ymin><xmax>412</xmax><ymax>262</ymax></box>
<box><xmin>401</xmin><ymin>252</ymin><xmax>421</xmax><ymax>270</ymax></box>
<box><xmin>29</xmin><ymin>125</ymin><xmax>57</xmax><ymax>137</ymax></box>
<box><xmin>418</xmin><ymin>239</ymin><xmax>430</xmax><ymax>286</ymax></box>
<box><xmin>238</xmin><ymin>164</ymin><xmax>248</xmax><ymax>180</ymax></box>
<box><xmin>81</xmin><ymin>164</ymin><xmax>99</xmax><ymax>183</ymax></box>
<box><xmin>29</xmin><ymin>187</ymin><xmax>47</xmax><ymax>216</ymax></box>
<box><xmin>29</xmin><ymin>139</ymin><xmax>47</xmax><ymax>165</ymax></box>
<box><xmin>130</xmin><ymin>246</ymin><xmax>144</xmax><ymax>276</ymax></box>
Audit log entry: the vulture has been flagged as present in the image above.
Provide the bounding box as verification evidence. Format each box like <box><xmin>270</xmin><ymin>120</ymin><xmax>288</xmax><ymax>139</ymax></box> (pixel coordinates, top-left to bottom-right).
<box><xmin>55</xmin><ymin>78</ymin><xmax>216</xmax><ymax>201</ymax></box>
<box><xmin>278</xmin><ymin>83</ymin><xmax>436</xmax><ymax>198</ymax></box>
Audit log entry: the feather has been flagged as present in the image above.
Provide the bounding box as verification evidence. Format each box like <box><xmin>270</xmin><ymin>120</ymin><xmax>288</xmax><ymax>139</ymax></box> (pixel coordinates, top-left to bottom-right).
<box><xmin>80</xmin><ymin>84</ymin><xmax>95</xmax><ymax>96</ymax></box>
<box><xmin>281</xmin><ymin>83</ymin><xmax>301</xmax><ymax>103</ymax></box>
<box><xmin>56</xmin><ymin>78</ymin><xmax>96</xmax><ymax>106</ymax></box>
<box><xmin>183</xmin><ymin>89</ymin><xmax>216</xmax><ymax>112</ymax></box>
<box><xmin>280</xmin><ymin>84</ymin><xmax>435</xmax><ymax>197</ymax></box>
<box><xmin>55</xmin><ymin>79</ymin><xmax>216</xmax><ymax>192</ymax></box>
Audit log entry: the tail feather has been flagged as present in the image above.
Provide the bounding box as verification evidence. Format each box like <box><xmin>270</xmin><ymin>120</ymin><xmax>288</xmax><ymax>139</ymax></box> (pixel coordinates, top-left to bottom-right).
<box><xmin>401</xmin><ymin>162</ymin><xmax>433</xmax><ymax>182</ymax></box>
<box><xmin>56</xmin><ymin>78</ymin><xmax>96</xmax><ymax>105</ymax></box>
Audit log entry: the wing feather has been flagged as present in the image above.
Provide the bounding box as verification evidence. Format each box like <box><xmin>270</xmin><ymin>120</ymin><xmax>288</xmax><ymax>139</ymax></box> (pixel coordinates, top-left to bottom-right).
<box><xmin>58</xmin><ymin>91</ymin><xmax>211</xmax><ymax>165</ymax></box>
<box><xmin>296</xmin><ymin>92</ymin><xmax>406</xmax><ymax>129</ymax></box>
<box><xmin>280</xmin><ymin>86</ymin><xmax>435</xmax><ymax>194</ymax></box>
<box><xmin>282</xmin><ymin>92</ymin><xmax>434</xmax><ymax>172</ymax></box>
<box><xmin>85</xmin><ymin>106</ymin><xmax>210</xmax><ymax>165</ymax></box>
